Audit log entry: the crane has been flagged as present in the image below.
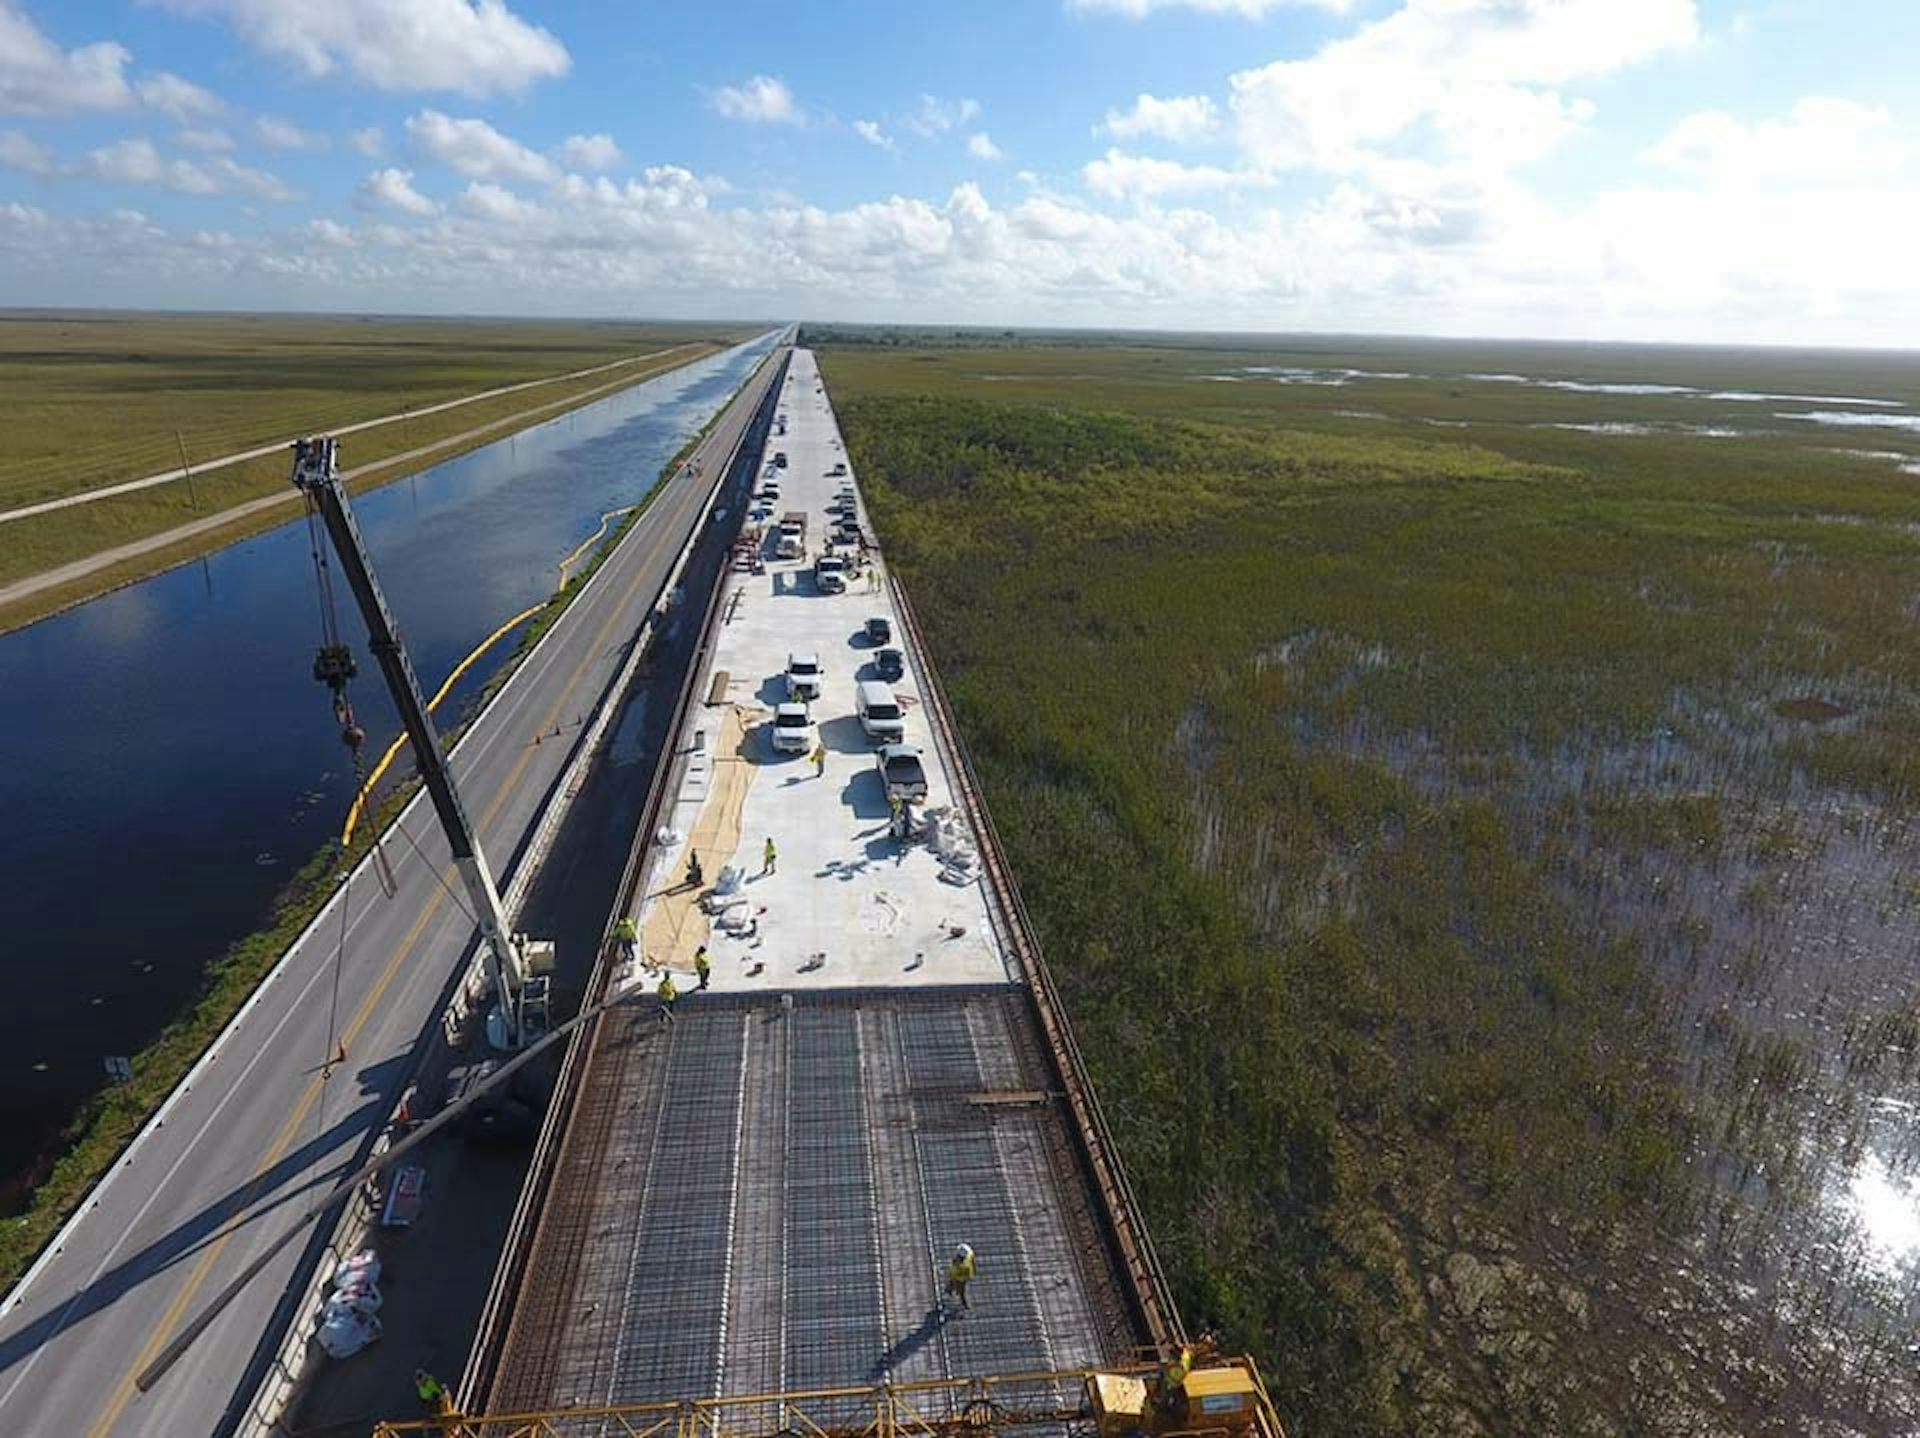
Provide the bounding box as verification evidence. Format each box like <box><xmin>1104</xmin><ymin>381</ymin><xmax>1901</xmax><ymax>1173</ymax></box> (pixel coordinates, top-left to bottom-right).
<box><xmin>291</xmin><ymin>435</ymin><xmax>551</xmax><ymax>1050</ymax></box>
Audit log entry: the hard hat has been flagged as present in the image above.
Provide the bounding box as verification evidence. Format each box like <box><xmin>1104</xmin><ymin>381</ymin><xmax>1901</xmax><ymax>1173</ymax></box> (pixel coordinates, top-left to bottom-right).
<box><xmin>954</xmin><ymin>1243</ymin><xmax>973</xmax><ymax>1262</ymax></box>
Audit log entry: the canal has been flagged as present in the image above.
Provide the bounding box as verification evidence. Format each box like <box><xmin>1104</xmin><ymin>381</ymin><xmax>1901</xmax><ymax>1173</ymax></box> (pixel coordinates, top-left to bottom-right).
<box><xmin>0</xmin><ymin>332</ymin><xmax>778</xmax><ymax>1199</ymax></box>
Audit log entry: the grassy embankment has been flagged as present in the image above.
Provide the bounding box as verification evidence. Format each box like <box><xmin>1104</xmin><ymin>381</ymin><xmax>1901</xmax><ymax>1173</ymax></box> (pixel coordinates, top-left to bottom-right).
<box><xmin>818</xmin><ymin>338</ymin><xmax>1920</xmax><ymax>1437</ymax></box>
<box><xmin>0</xmin><ymin>349</ymin><xmax>771</xmax><ymax>1291</ymax></box>
<box><xmin>0</xmin><ymin>312</ymin><xmax>755</xmax><ymax>630</ymax></box>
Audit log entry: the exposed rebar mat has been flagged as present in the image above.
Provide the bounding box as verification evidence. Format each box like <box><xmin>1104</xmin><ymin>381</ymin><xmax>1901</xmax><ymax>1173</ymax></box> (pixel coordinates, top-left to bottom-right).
<box><xmin>487</xmin><ymin>987</ymin><xmax>1140</xmax><ymax>1413</ymax></box>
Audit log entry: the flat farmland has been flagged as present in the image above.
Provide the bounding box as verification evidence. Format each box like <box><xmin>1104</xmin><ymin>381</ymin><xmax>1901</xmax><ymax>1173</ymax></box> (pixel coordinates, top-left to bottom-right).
<box><xmin>0</xmin><ymin>310</ymin><xmax>754</xmax><ymax>627</ymax></box>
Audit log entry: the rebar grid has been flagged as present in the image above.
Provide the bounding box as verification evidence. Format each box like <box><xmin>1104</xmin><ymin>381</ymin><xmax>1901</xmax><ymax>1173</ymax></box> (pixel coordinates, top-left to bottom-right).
<box><xmin>605</xmin><ymin>1011</ymin><xmax>752</xmax><ymax>1406</ymax></box>
<box><xmin>781</xmin><ymin>1006</ymin><xmax>887</xmax><ymax>1425</ymax></box>
<box><xmin>490</xmin><ymin>990</ymin><xmax>1143</xmax><ymax>1418</ymax></box>
<box><xmin>898</xmin><ymin>1008</ymin><xmax>1055</xmax><ymax>1382</ymax></box>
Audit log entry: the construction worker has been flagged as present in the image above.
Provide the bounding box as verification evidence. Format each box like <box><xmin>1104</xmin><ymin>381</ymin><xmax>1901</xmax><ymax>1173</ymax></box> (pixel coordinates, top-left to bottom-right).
<box><xmin>657</xmin><ymin>971</ymin><xmax>679</xmax><ymax>1023</ymax></box>
<box><xmin>762</xmin><ymin>836</ymin><xmax>778</xmax><ymax>875</ymax></box>
<box><xmin>414</xmin><ymin>1369</ymin><xmax>451</xmax><ymax>1416</ymax></box>
<box><xmin>685</xmin><ymin>851</ymin><xmax>704</xmax><ymax>889</ymax></box>
<box><xmin>811</xmin><ymin>743</ymin><xmax>827</xmax><ymax>779</ymax></box>
<box><xmin>945</xmin><ymin>1243</ymin><xmax>977</xmax><ymax>1312</ymax></box>
<box><xmin>695</xmin><ymin>945</ymin><xmax>711</xmax><ymax>990</ymax></box>
<box><xmin>614</xmin><ymin>915</ymin><xmax>639</xmax><ymax>962</ymax></box>
<box><xmin>1157</xmin><ymin>1342</ymin><xmax>1195</xmax><ymax>1418</ymax></box>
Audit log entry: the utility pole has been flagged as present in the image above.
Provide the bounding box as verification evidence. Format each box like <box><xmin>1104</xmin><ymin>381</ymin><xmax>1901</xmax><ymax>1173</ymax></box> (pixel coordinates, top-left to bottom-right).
<box><xmin>290</xmin><ymin>436</ymin><xmax>549</xmax><ymax>1048</ymax></box>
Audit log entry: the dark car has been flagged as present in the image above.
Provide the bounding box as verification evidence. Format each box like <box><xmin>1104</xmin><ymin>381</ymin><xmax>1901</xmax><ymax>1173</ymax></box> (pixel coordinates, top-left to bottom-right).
<box><xmin>875</xmin><ymin>646</ymin><xmax>905</xmax><ymax>682</ymax></box>
<box><xmin>866</xmin><ymin>615</ymin><xmax>892</xmax><ymax>645</ymax></box>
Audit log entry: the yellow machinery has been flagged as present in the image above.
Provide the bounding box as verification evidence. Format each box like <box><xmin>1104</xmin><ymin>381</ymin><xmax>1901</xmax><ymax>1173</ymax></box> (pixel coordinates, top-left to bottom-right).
<box><xmin>371</xmin><ymin>1358</ymin><xmax>1286</xmax><ymax>1438</ymax></box>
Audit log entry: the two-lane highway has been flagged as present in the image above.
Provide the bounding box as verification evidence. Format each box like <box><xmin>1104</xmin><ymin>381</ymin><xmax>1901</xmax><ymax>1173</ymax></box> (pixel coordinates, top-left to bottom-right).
<box><xmin>0</xmin><ymin>334</ymin><xmax>787</xmax><ymax>1437</ymax></box>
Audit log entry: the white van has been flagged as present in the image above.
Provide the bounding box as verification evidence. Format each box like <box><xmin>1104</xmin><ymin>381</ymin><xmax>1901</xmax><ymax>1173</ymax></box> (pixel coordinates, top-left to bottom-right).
<box><xmin>855</xmin><ymin>680</ymin><xmax>906</xmax><ymax>743</ymax></box>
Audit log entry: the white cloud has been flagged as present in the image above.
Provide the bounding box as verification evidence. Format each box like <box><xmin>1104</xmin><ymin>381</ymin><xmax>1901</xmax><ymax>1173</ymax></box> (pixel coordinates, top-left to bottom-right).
<box><xmin>853</xmin><ymin>119</ymin><xmax>895</xmax><ymax>151</ymax></box>
<box><xmin>1071</xmin><ymin>0</ymin><xmax>1355</xmax><ymax>15</ymax></box>
<box><xmin>405</xmin><ymin>108</ymin><xmax>555</xmax><ymax>182</ymax></box>
<box><xmin>711</xmin><ymin>74</ymin><xmax>799</xmax><ymax>125</ymax></box>
<box><xmin>305</xmin><ymin>217</ymin><xmax>355</xmax><ymax>247</ymax></box>
<box><xmin>0</xmin><ymin>128</ymin><xmax>52</xmax><ymax>174</ymax></box>
<box><xmin>557</xmin><ymin>132</ymin><xmax>620</xmax><ymax>171</ymax></box>
<box><xmin>175</xmin><ymin>126</ymin><xmax>235</xmax><ymax>152</ymax></box>
<box><xmin>207</xmin><ymin>153</ymin><xmax>296</xmax><ymax>201</ymax></box>
<box><xmin>358</xmin><ymin>165</ymin><xmax>438</xmax><ymax>215</ymax></box>
<box><xmin>1647</xmin><ymin>97</ymin><xmax>1906</xmax><ymax>185</ymax></box>
<box><xmin>254</xmin><ymin>115</ymin><xmax>321</xmax><ymax>150</ymax></box>
<box><xmin>460</xmin><ymin>179</ymin><xmax>541</xmax><ymax>223</ymax></box>
<box><xmin>134</xmin><ymin>71</ymin><xmax>223</xmax><ymax>119</ymax></box>
<box><xmin>967</xmin><ymin>132</ymin><xmax>1002</xmax><ymax>161</ymax></box>
<box><xmin>906</xmin><ymin>94</ymin><xmax>980</xmax><ymax>139</ymax></box>
<box><xmin>153</xmin><ymin>0</ymin><xmax>569</xmax><ymax>97</ymax></box>
<box><xmin>1100</xmin><ymin>92</ymin><xmax>1221</xmax><ymax>143</ymax></box>
<box><xmin>83</xmin><ymin>137</ymin><xmax>217</xmax><ymax>193</ymax></box>
<box><xmin>1083</xmin><ymin>147</ymin><xmax>1267</xmax><ymax>200</ymax></box>
<box><xmin>348</xmin><ymin>125</ymin><xmax>384</xmax><ymax>157</ymax></box>
<box><xmin>1228</xmin><ymin>0</ymin><xmax>1697</xmax><ymax>175</ymax></box>
<box><xmin>0</xmin><ymin>2</ymin><xmax>134</xmax><ymax>114</ymax></box>
<box><xmin>72</xmin><ymin>135</ymin><xmax>297</xmax><ymax>200</ymax></box>
<box><xmin>5</xmin><ymin>154</ymin><xmax>1919</xmax><ymax>348</ymax></box>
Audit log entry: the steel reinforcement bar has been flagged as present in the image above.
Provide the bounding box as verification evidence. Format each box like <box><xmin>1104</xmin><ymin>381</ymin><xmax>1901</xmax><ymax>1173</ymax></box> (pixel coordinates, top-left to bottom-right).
<box><xmin>460</xmin><ymin>345</ymin><xmax>794</xmax><ymax>1410</ymax></box>
<box><xmin>887</xmin><ymin>573</ymin><xmax>1184</xmax><ymax>1350</ymax></box>
<box><xmin>378</xmin><ymin>1359</ymin><xmax>1288</xmax><ymax>1438</ymax></box>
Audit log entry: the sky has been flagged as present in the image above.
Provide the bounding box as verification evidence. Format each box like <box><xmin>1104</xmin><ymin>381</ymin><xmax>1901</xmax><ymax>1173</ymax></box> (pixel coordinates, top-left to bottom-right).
<box><xmin>0</xmin><ymin>0</ymin><xmax>1915</xmax><ymax>346</ymax></box>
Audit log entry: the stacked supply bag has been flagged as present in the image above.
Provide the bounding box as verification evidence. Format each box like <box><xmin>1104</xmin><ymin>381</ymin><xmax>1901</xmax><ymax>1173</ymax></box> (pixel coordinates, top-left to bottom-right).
<box><xmin>317</xmin><ymin>1249</ymin><xmax>384</xmax><ymax>1358</ymax></box>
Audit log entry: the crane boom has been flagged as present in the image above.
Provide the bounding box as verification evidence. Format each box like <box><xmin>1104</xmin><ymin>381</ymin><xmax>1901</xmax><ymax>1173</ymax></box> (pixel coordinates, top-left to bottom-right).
<box><xmin>291</xmin><ymin>435</ymin><xmax>539</xmax><ymax>1047</ymax></box>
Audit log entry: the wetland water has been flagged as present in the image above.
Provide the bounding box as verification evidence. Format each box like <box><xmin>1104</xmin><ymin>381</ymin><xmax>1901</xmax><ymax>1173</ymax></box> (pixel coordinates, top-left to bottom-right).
<box><xmin>0</xmin><ymin>332</ymin><xmax>776</xmax><ymax>1198</ymax></box>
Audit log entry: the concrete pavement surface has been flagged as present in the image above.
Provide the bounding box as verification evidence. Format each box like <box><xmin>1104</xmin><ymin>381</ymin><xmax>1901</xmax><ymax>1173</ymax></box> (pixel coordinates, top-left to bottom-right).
<box><xmin>0</xmin><ymin>335</ymin><xmax>786</xmax><ymax>1438</ymax></box>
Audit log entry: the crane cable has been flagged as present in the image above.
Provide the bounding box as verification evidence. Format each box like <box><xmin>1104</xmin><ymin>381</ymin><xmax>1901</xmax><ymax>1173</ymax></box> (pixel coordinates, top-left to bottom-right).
<box><xmin>301</xmin><ymin>486</ymin><xmax>367</xmax><ymax>1098</ymax></box>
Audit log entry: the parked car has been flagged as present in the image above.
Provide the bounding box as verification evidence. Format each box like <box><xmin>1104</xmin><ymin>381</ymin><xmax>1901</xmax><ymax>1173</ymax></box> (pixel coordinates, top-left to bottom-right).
<box><xmin>815</xmin><ymin>555</ymin><xmax>847</xmax><ymax>594</ymax></box>
<box><xmin>770</xmin><ymin>702</ymin><xmax>814</xmax><ymax>754</ymax></box>
<box><xmin>875</xmin><ymin>647</ymin><xmax>905</xmax><ymax>682</ymax></box>
<box><xmin>866</xmin><ymin>616</ymin><xmax>892</xmax><ymax>645</ymax></box>
<box><xmin>856</xmin><ymin>680</ymin><xmax>906</xmax><ymax>743</ymax></box>
<box><xmin>876</xmin><ymin>743</ymin><xmax>928</xmax><ymax>803</ymax></box>
<box><xmin>785</xmin><ymin>652</ymin><xmax>823</xmax><ymax>701</ymax></box>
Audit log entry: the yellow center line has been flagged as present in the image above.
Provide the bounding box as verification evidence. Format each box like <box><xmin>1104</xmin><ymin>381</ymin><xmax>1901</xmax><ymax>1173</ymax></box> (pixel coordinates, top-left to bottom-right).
<box><xmin>83</xmin><ymin>430</ymin><xmax>737</xmax><ymax>1436</ymax></box>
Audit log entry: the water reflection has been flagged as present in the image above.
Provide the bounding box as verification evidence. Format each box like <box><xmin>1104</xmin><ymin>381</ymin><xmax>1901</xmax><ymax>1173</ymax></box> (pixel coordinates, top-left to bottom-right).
<box><xmin>1848</xmin><ymin>1153</ymin><xmax>1920</xmax><ymax>1272</ymax></box>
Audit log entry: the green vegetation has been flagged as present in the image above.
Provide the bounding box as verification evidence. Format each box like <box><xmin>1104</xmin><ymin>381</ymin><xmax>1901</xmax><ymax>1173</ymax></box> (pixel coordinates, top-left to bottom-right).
<box><xmin>819</xmin><ymin>338</ymin><xmax>1920</xmax><ymax>1435</ymax></box>
<box><xmin>0</xmin><ymin>310</ymin><xmax>754</xmax><ymax>631</ymax></box>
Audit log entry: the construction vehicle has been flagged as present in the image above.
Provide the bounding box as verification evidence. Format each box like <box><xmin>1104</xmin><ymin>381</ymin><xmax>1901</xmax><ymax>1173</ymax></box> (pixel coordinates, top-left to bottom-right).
<box><xmin>291</xmin><ymin>436</ymin><xmax>553</xmax><ymax>1051</ymax></box>
<box><xmin>777</xmin><ymin>510</ymin><xmax>807</xmax><ymax>559</ymax></box>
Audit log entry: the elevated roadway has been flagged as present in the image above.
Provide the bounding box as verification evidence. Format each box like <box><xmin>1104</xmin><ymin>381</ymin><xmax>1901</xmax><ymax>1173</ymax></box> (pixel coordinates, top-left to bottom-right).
<box><xmin>472</xmin><ymin>351</ymin><xmax>1173</xmax><ymax>1419</ymax></box>
<box><xmin>0</xmin><ymin>335</ymin><xmax>786</xmax><ymax>1437</ymax></box>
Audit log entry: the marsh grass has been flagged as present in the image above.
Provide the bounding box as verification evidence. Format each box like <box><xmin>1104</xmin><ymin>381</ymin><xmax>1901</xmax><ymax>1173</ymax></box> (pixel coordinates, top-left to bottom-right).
<box><xmin>819</xmin><ymin>340</ymin><xmax>1920</xmax><ymax>1436</ymax></box>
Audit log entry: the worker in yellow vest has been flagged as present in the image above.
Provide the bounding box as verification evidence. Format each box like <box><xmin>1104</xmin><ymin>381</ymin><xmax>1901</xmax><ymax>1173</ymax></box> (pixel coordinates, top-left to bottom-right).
<box><xmin>694</xmin><ymin>946</ymin><xmax>711</xmax><ymax>990</ymax></box>
<box><xmin>414</xmin><ymin>1368</ymin><xmax>451</xmax><ymax>1415</ymax></box>
<box><xmin>657</xmin><ymin>971</ymin><xmax>678</xmax><ymax>1024</ymax></box>
<box><xmin>945</xmin><ymin>1243</ymin><xmax>977</xmax><ymax>1312</ymax></box>
<box><xmin>1157</xmin><ymin>1343</ymin><xmax>1194</xmax><ymax>1415</ymax></box>
<box><xmin>614</xmin><ymin>916</ymin><xmax>638</xmax><ymax>962</ymax></box>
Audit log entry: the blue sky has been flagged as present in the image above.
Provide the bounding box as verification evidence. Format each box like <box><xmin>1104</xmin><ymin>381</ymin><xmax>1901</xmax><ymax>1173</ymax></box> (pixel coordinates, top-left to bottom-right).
<box><xmin>1</xmin><ymin>0</ymin><xmax>1915</xmax><ymax>345</ymax></box>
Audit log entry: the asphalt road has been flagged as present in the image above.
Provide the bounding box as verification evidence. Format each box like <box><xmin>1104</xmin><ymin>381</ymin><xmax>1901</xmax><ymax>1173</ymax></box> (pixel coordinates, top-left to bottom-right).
<box><xmin>0</xmin><ymin>337</ymin><xmax>787</xmax><ymax>1438</ymax></box>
